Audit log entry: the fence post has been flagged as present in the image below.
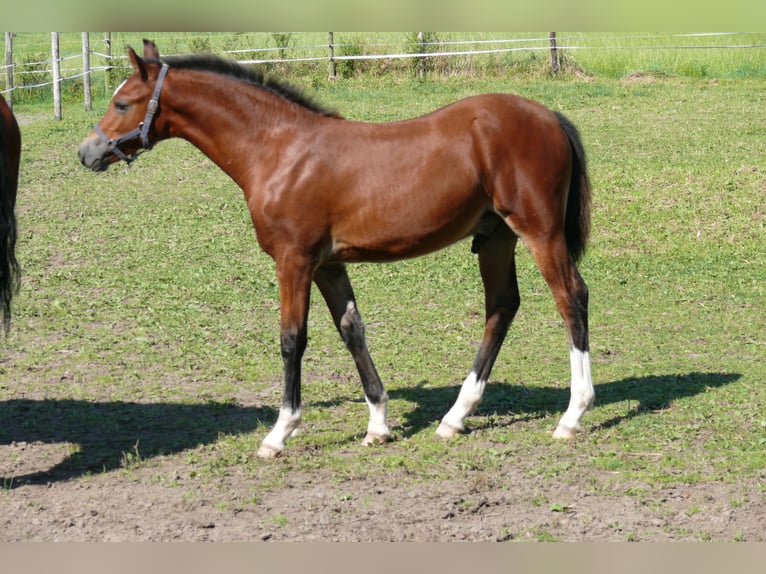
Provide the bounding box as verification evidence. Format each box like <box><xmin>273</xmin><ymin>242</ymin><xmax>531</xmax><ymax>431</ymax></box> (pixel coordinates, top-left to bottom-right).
<box><xmin>549</xmin><ymin>32</ymin><xmax>559</xmax><ymax>75</ymax></box>
<box><xmin>82</xmin><ymin>32</ymin><xmax>92</xmax><ymax>111</ymax></box>
<box><xmin>51</xmin><ymin>32</ymin><xmax>62</xmax><ymax>120</ymax></box>
<box><xmin>328</xmin><ymin>32</ymin><xmax>336</xmax><ymax>81</ymax></box>
<box><xmin>417</xmin><ymin>32</ymin><xmax>425</xmax><ymax>78</ymax></box>
<box><xmin>104</xmin><ymin>32</ymin><xmax>112</xmax><ymax>95</ymax></box>
<box><xmin>4</xmin><ymin>32</ymin><xmax>12</xmax><ymax>108</ymax></box>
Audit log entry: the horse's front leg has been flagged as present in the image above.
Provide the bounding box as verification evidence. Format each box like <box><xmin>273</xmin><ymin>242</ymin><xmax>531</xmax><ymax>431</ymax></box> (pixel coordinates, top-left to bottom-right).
<box><xmin>314</xmin><ymin>264</ymin><xmax>391</xmax><ymax>446</ymax></box>
<box><xmin>257</xmin><ymin>255</ymin><xmax>313</xmax><ymax>459</ymax></box>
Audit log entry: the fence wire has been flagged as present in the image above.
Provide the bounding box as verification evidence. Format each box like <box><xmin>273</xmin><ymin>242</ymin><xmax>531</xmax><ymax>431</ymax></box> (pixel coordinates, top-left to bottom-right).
<box><xmin>2</xmin><ymin>32</ymin><xmax>765</xmax><ymax>103</ymax></box>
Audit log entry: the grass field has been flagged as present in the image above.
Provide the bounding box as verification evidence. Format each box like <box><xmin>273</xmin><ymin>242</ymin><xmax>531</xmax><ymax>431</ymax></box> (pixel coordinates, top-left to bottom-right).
<box><xmin>1</xmin><ymin>69</ymin><xmax>765</xmax><ymax>540</ymax></box>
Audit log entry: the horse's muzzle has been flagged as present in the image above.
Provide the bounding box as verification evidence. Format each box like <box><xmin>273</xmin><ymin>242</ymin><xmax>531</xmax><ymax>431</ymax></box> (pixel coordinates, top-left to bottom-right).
<box><xmin>77</xmin><ymin>137</ymin><xmax>113</xmax><ymax>172</ymax></box>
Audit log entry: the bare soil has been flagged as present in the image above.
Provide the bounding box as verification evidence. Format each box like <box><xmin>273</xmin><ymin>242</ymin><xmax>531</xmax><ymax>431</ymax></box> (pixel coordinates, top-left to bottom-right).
<box><xmin>2</xmin><ymin>394</ymin><xmax>763</xmax><ymax>542</ymax></box>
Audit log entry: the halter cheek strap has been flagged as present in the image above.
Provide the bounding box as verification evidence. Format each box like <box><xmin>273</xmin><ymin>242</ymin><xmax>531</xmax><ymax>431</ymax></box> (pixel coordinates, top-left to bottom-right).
<box><xmin>94</xmin><ymin>63</ymin><xmax>170</xmax><ymax>165</ymax></box>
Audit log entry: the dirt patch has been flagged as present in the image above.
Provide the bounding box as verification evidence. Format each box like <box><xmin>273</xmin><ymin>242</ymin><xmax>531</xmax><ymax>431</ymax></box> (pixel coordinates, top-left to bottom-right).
<box><xmin>10</xmin><ymin>111</ymin><xmax>50</xmax><ymax>126</ymax></box>
<box><xmin>620</xmin><ymin>72</ymin><xmax>664</xmax><ymax>85</ymax></box>
<box><xmin>2</xmin><ymin>437</ymin><xmax>763</xmax><ymax>542</ymax></box>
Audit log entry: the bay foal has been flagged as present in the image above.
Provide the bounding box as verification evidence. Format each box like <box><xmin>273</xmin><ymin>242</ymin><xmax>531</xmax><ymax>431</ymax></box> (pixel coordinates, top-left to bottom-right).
<box><xmin>79</xmin><ymin>40</ymin><xmax>594</xmax><ymax>458</ymax></box>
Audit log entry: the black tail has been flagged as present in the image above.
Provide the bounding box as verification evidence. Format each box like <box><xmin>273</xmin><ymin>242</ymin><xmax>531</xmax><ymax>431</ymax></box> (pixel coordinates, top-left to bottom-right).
<box><xmin>0</xmin><ymin>100</ymin><xmax>21</xmax><ymax>335</ymax></box>
<box><xmin>554</xmin><ymin>111</ymin><xmax>592</xmax><ymax>264</ymax></box>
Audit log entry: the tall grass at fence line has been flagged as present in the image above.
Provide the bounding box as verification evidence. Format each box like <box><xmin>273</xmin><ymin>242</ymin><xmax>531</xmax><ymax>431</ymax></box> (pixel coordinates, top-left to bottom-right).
<box><xmin>560</xmin><ymin>32</ymin><xmax>766</xmax><ymax>78</ymax></box>
<box><xmin>3</xmin><ymin>32</ymin><xmax>766</xmax><ymax>107</ymax></box>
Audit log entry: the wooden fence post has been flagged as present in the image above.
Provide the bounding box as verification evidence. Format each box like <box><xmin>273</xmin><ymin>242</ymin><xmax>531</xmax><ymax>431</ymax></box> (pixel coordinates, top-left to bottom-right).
<box><xmin>51</xmin><ymin>32</ymin><xmax>62</xmax><ymax>120</ymax></box>
<box><xmin>4</xmin><ymin>32</ymin><xmax>13</xmax><ymax>108</ymax></box>
<box><xmin>82</xmin><ymin>32</ymin><xmax>92</xmax><ymax>111</ymax></box>
<box><xmin>417</xmin><ymin>32</ymin><xmax>425</xmax><ymax>78</ymax></box>
<box><xmin>549</xmin><ymin>32</ymin><xmax>559</xmax><ymax>75</ymax></box>
<box><xmin>104</xmin><ymin>32</ymin><xmax>112</xmax><ymax>95</ymax></box>
<box><xmin>328</xmin><ymin>32</ymin><xmax>336</xmax><ymax>81</ymax></box>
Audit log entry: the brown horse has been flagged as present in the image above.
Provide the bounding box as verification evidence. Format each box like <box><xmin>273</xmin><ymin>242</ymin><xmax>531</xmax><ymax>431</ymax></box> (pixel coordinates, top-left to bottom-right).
<box><xmin>78</xmin><ymin>40</ymin><xmax>594</xmax><ymax>458</ymax></box>
<box><xmin>0</xmin><ymin>93</ymin><xmax>21</xmax><ymax>335</ymax></box>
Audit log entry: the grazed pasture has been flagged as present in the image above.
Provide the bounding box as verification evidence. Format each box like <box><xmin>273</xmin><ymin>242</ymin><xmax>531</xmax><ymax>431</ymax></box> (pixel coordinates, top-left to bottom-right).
<box><xmin>1</xmin><ymin>74</ymin><xmax>764</xmax><ymax>541</ymax></box>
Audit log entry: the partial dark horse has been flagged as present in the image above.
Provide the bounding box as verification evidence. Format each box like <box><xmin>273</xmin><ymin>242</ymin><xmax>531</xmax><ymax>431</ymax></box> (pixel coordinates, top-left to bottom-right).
<box><xmin>0</xmin><ymin>93</ymin><xmax>21</xmax><ymax>335</ymax></box>
<box><xmin>79</xmin><ymin>40</ymin><xmax>594</xmax><ymax>458</ymax></box>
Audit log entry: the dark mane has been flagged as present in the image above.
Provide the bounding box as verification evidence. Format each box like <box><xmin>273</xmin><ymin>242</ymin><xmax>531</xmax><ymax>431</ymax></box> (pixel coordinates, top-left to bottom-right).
<box><xmin>154</xmin><ymin>54</ymin><xmax>343</xmax><ymax>119</ymax></box>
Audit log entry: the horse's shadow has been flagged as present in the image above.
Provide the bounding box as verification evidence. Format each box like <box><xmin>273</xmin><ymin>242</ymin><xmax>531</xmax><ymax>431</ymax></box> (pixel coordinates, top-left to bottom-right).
<box><xmin>386</xmin><ymin>371</ymin><xmax>741</xmax><ymax>437</ymax></box>
<box><xmin>0</xmin><ymin>371</ymin><xmax>740</xmax><ymax>487</ymax></box>
<box><xmin>0</xmin><ymin>399</ymin><xmax>275</xmax><ymax>488</ymax></box>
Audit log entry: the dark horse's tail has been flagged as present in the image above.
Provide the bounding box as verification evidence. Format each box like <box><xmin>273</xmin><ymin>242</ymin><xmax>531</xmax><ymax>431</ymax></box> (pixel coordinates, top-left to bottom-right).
<box><xmin>0</xmin><ymin>96</ymin><xmax>21</xmax><ymax>335</ymax></box>
<box><xmin>554</xmin><ymin>112</ymin><xmax>592</xmax><ymax>264</ymax></box>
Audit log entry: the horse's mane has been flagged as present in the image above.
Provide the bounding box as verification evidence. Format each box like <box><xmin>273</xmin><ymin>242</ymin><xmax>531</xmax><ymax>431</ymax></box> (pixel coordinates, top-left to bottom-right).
<box><xmin>153</xmin><ymin>54</ymin><xmax>343</xmax><ymax>119</ymax></box>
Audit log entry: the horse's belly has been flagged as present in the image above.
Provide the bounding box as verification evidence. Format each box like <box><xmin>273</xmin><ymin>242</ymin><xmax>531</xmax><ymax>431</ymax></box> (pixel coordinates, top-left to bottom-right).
<box><xmin>330</xmin><ymin>197</ymin><xmax>489</xmax><ymax>263</ymax></box>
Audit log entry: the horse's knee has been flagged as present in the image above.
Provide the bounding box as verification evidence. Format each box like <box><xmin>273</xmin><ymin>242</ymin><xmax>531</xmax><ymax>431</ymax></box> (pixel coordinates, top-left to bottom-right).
<box><xmin>281</xmin><ymin>328</ymin><xmax>307</xmax><ymax>362</ymax></box>
<box><xmin>339</xmin><ymin>302</ymin><xmax>366</xmax><ymax>350</ymax></box>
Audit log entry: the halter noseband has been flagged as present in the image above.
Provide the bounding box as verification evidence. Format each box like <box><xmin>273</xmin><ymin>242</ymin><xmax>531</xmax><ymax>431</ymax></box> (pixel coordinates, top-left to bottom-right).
<box><xmin>94</xmin><ymin>63</ymin><xmax>170</xmax><ymax>165</ymax></box>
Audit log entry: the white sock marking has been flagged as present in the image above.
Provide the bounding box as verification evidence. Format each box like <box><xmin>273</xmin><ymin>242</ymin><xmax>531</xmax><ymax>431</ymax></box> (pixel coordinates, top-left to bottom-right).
<box><xmin>261</xmin><ymin>407</ymin><xmax>302</xmax><ymax>453</ymax></box>
<box><xmin>555</xmin><ymin>347</ymin><xmax>594</xmax><ymax>434</ymax></box>
<box><xmin>365</xmin><ymin>393</ymin><xmax>390</xmax><ymax>439</ymax></box>
<box><xmin>440</xmin><ymin>371</ymin><xmax>486</xmax><ymax>432</ymax></box>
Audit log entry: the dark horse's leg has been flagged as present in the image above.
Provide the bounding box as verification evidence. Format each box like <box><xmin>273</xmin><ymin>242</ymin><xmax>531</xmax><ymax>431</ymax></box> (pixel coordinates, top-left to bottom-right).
<box><xmin>313</xmin><ymin>263</ymin><xmax>391</xmax><ymax>445</ymax></box>
<box><xmin>437</xmin><ymin>223</ymin><xmax>520</xmax><ymax>437</ymax></box>
<box><xmin>257</xmin><ymin>253</ymin><xmax>313</xmax><ymax>458</ymax></box>
<box><xmin>0</xmin><ymin>95</ymin><xmax>21</xmax><ymax>336</ymax></box>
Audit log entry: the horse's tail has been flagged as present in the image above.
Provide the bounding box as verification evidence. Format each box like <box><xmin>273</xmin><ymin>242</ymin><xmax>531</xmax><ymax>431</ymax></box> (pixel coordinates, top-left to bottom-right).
<box><xmin>0</xmin><ymin>100</ymin><xmax>21</xmax><ymax>335</ymax></box>
<box><xmin>554</xmin><ymin>111</ymin><xmax>592</xmax><ymax>264</ymax></box>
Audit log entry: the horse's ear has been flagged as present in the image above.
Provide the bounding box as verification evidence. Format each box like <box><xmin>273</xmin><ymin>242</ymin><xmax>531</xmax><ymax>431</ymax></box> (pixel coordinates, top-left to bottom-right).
<box><xmin>127</xmin><ymin>45</ymin><xmax>148</xmax><ymax>81</ymax></box>
<box><xmin>142</xmin><ymin>39</ymin><xmax>161</xmax><ymax>60</ymax></box>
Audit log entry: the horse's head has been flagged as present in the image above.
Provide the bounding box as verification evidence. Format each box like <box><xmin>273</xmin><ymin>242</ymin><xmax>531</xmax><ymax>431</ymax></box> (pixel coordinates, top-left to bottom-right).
<box><xmin>78</xmin><ymin>39</ymin><xmax>169</xmax><ymax>171</ymax></box>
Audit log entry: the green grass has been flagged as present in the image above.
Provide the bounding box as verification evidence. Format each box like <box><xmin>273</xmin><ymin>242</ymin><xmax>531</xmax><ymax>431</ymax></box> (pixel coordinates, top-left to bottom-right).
<box><xmin>1</xmin><ymin>74</ymin><xmax>765</xmax><ymax>507</ymax></box>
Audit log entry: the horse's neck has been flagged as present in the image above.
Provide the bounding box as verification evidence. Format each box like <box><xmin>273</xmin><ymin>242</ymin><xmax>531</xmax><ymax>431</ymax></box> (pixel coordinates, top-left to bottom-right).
<box><xmin>166</xmin><ymin>74</ymin><xmax>311</xmax><ymax>188</ymax></box>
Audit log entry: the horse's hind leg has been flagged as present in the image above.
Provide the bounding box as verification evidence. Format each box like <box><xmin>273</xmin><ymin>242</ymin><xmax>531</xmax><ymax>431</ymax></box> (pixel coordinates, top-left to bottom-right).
<box><xmin>524</xmin><ymin>233</ymin><xmax>593</xmax><ymax>439</ymax></box>
<box><xmin>314</xmin><ymin>263</ymin><xmax>392</xmax><ymax>445</ymax></box>
<box><xmin>437</xmin><ymin>224</ymin><xmax>520</xmax><ymax>438</ymax></box>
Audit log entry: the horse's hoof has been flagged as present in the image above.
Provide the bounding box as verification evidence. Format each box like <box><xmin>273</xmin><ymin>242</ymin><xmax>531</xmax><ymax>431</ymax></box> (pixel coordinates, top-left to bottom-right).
<box><xmin>435</xmin><ymin>421</ymin><xmax>463</xmax><ymax>439</ymax></box>
<box><xmin>362</xmin><ymin>432</ymin><xmax>391</xmax><ymax>446</ymax></box>
<box><xmin>552</xmin><ymin>424</ymin><xmax>578</xmax><ymax>440</ymax></box>
<box><xmin>257</xmin><ymin>443</ymin><xmax>283</xmax><ymax>459</ymax></box>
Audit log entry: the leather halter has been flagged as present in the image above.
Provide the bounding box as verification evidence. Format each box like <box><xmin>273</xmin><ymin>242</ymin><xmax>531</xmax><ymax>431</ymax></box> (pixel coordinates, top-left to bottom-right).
<box><xmin>94</xmin><ymin>63</ymin><xmax>170</xmax><ymax>165</ymax></box>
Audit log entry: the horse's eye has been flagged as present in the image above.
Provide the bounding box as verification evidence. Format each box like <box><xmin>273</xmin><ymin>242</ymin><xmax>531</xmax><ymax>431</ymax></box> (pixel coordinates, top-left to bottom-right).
<box><xmin>114</xmin><ymin>101</ymin><xmax>129</xmax><ymax>113</ymax></box>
